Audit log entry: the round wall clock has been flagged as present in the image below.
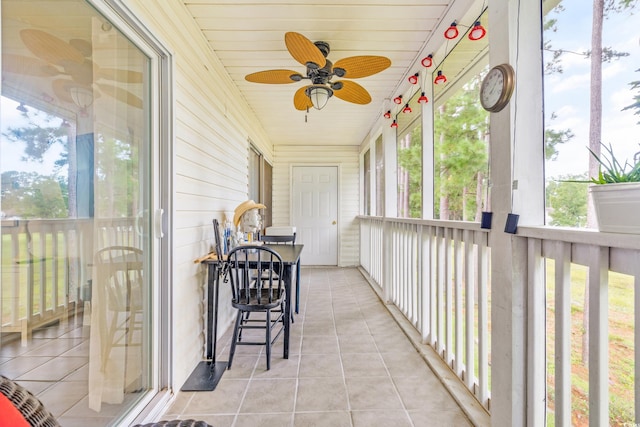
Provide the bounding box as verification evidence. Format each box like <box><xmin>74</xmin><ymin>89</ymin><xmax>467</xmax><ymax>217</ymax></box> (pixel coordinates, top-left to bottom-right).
<box><xmin>480</xmin><ymin>63</ymin><xmax>515</xmax><ymax>112</ymax></box>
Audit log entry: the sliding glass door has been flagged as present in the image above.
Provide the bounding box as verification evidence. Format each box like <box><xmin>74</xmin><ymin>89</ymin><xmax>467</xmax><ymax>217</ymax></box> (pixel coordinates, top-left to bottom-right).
<box><xmin>1</xmin><ymin>0</ymin><xmax>159</xmax><ymax>424</ymax></box>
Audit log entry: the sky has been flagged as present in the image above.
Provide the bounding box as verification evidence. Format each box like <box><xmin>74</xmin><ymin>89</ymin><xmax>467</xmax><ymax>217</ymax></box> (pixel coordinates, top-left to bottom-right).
<box><xmin>0</xmin><ymin>98</ymin><xmax>66</xmax><ymax>176</ymax></box>
<box><xmin>543</xmin><ymin>0</ymin><xmax>640</xmax><ymax>179</ymax></box>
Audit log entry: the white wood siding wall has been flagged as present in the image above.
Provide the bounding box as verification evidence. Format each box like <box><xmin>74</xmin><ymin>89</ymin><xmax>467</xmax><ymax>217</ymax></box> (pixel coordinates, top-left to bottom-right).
<box><xmin>127</xmin><ymin>1</ymin><xmax>273</xmax><ymax>388</ymax></box>
<box><xmin>273</xmin><ymin>145</ymin><xmax>360</xmax><ymax>267</ymax></box>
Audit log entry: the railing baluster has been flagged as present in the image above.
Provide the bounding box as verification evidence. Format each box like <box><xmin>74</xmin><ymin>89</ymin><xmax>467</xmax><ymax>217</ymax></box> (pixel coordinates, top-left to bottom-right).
<box><xmin>429</xmin><ymin>226</ymin><xmax>438</xmax><ymax>347</ymax></box>
<box><xmin>477</xmin><ymin>233</ymin><xmax>489</xmax><ymax>407</ymax></box>
<box><xmin>464</xmin><ymin>229</ymin><xmax>475</xmax><ymax>391</ymax></box>
<box><xmin>526</xmin><ymin>238</ymin><xmax>545</xmax><ymax>426</ymax></box>
<box><xmin>551</xmin><ymin>241</ymin><xmax>572</xmax><ymax>426</ymax></box>
<box><xmin>454</xmin><ymin>228</ymin><xmax>463</xmax><ymax>376</ymax></box>
<box><xmin>589</xmin><ymin>245</ymin><xmax>609</xmax><ymax>426</ymax></box>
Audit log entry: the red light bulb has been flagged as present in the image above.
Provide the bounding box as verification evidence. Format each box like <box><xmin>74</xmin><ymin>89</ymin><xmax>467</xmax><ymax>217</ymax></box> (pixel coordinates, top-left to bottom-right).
<box><xmin>421</xmin><ymin>54</ymin><xmax>433</xmax><ymax>68</ymax></box>
<box><xmin>444</xmin><ymin>22</ymin><xmax>459</xmax><ymax>39</ymax></box>
<box><xmin>408</xmin><ymin>73</ymin><xmax>419</xmax><ymax>85</ymax></box>
<box><xmin>393</xmin><ymin>95</ymin><xmax>403</xmax><ymax>104</ymax></box>
<box><xmin>402</xmin><ymin>103</ymin><xmax>412</xmax><ymax>113</ymax></box>
<box><xmin>418</xmin><ymin>92</ymin><xmax>429</xmax><ymax>104</ymax></box>
<box><xmin>390</xmin><ymin>120</ymin><xmax>398</xmax><ymax>128</ymax></box>
<box><xmin>434</xmin><ymin>70</ymin><xmax>447</xmax><ymax>84</ymax></box>
<box><xmin>468</xmin><ymin>21</ymin><xmax>486</xmax><ymax>41</ymax></box>
<box><xmin>383</xmin><ymin>110</ymin><xmax>391</xmax><ymax>119</ymax></box>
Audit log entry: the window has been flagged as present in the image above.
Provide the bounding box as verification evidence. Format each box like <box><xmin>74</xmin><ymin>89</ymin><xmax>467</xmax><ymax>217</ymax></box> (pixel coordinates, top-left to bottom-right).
<box><xmin>248</xmin><ymin>144</ymin><xmax>261</xmax><ymax>202</ymax></box>
<box><xmin>375</xmin><ymin>134</ymin><xmax>385</xmax><ymax>216</ymax></box>
<box><xmin>396</xmin><ymin>91</ymin><xmax>422</xmax><ymax>218</ymax></box>
<box><xmin>364</xmin><ymin>149</ymin><xmax>371</xmax><ymax>215</ymax></box>
<box><xmin>431</xmin><ymin>11</ymin><xmax>489</xmax><ymax>221</ymax></box>
<box><xmin>543</xmin><ymin>1</ymin><xmax>639</xmax><ymax>229</ymax></box>
<box><xmin>247</xmin><ymin>143</ymin><xmax>272</xmax><ymax>228</ymax></box>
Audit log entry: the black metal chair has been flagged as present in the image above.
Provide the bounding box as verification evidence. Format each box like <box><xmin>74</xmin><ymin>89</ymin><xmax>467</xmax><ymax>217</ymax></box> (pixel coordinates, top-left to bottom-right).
<box><xmin>225</xmin><ymin>245</ymin><xmax>286</xmax><ymax>370</ymax></box>
<box><xmin>259</xmin><ymin>232</ymin><xmax>300</xmax><ymax>316</ymax></box>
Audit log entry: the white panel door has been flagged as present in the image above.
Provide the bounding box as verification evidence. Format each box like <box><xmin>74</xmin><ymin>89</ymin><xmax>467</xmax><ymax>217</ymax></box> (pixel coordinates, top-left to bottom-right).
<box><xmin>292</xmin><ymin>166</ymin><xmax>338</xmax><ymax>265</ymax></box>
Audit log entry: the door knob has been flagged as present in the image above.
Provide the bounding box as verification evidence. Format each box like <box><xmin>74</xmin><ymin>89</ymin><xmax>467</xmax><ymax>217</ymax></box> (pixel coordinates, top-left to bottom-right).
<box><xmin>332</xmin><ymin>221</ymin><xmax>337</xmax><ymax>225</ymax></box>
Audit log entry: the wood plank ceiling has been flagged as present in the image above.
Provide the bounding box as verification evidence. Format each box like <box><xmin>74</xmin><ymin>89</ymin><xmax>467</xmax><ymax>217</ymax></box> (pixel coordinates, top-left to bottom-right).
<box><xmin>182</xmin><ymin>0</ymin><xmax>483</xmax><ymax>147</ymax></box>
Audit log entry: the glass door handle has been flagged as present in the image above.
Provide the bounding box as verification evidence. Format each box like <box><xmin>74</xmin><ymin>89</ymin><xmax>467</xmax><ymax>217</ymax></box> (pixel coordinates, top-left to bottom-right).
<box><xmin>155</xmin><ymin>208</ymin><xmax>165</xmax><ymax>238</ymax></box>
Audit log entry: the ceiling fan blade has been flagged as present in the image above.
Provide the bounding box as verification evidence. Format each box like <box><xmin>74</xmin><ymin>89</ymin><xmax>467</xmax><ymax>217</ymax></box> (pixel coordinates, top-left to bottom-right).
<box><xmin>3</xmin><ymin>54</ymin><xmax>59</xmax><ymax>77</ymax></box>
<box><xmin>97</xmin><ymin>83</ymin><xmax>143</xmax><ymax>108</ymax></box>
<box><xmin>98</xmin><ymin>67</ymin><xmax>144</xmax><ymax>84</ymax></box>
<box><xmin>20</xmin><ymin>29</ymin><xmax>85</xmax><ymax>66</ymax></box>
<box><xmin>333</xmin><ymin>56</ymin><xmax>391</xmax><ymax>79</ymax></box>
<box><xmin>332</xmin><ymin>80</ymin><xmax>371</xmax><ymax>105</ymax></box>
<box><xmin>293</xmin><ymin>85</ymin><xmax>313</xmax><ymax>111</ymax></box>
<box><xmin>245</xmin><ymin>69</ymin><xmax>303</xmax><ymax>84</ymax></box>
<box><xmin>284</xmin><ymin>32</ymin><xmax>326</xmax><ymax>69</ymax></box>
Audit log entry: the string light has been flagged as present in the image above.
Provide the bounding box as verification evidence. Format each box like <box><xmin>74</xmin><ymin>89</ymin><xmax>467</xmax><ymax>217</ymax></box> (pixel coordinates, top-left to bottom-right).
<box><xmin>418</xmin><ymin>92</ymin><xmax>429</xmax><ymax>104</ymax></box>
<box><xmin>383</xmin><ymin>110</ymin><xmax>391</xmax><ymax>119</ymax></box>
<box><xmin>393</xmin><ymin>95</ymin><xmax>403</xmax><ymax>104</ymax></box>
<box><xmin>468</xmin><ymin>21</ymin><xmax>487</xmax><ymax>40</ymax></box>
<box><xmin>408</xmin><ymin>73</ymin><xmax>419</xmax><ymax>85</ymax></box>
<box><xmin>421</xmin><ymin>54</ymin><xmax>433</xmax><ymax>68</ymax></box>
<box><xmin>434</xmin><ymin>70</ymin><xmax>447</xmax><ymax>84</ymax></box>
<box><xmin>390</xmin><ymin>119</ymin><xmax>398</xmax><ymax>128</ymax></box>
<box><xmin>402</xmin><ymin>103</ymin><xmax>412</xmax><ymax>113</ymax></box>
<box><xmin>444</xmin><ymin>21</ymin><xmax>459</xmax><ymax>39</ymax></box>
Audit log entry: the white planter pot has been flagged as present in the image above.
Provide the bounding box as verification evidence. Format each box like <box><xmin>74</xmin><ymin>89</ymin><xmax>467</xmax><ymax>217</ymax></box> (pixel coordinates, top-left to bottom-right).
<box><xmin>589</xmin><ymin>182</ymin><xmax>640</xmax><ymax>234</ymax></box>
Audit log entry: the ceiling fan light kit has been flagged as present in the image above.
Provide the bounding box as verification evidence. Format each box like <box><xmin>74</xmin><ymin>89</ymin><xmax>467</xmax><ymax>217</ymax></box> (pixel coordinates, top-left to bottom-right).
<box><xmin>244</xmin><ymin>31</ymin><xmax>390</xmax><ymax>111</ymax></box>
<box><xmin>69</xmin><ymin>86</ymin><xmax>94</xmax><ymax>109</ymax></box>
<box><xmin>306</xmin><ymin>85</ymin><xmax>333</xmax><ymax>110</ymax></box>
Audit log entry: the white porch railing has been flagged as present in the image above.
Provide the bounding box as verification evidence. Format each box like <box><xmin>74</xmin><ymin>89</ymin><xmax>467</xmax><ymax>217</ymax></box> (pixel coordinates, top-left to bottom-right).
<box><xmin>360</xmin><ymin>216</ymin><xmax>640</xmax><ymax>425</ymax></box>
<box><xmin>1</xmin><ymin>218</ymin><xmax>140</xmax><ymax>345</ymax></box>
<box><xmin>518</xmin><ymin>226</ymin><xmax>640</xmax><ymax>426</ymax></box>
<box><xmin>359</xmin><ymin>216</ymin><xmax>491</xmax><ymax>410</ymax></box>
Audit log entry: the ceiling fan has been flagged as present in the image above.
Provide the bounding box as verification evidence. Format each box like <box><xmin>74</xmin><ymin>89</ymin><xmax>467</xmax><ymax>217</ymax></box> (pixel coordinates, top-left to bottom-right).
<box><xmin>245</xmin><ymin>31</ymin><xmax>391</xmax><ymax>111</ymax></box>
<box><xmin>2</xmin><ymin>29</ymin><xmax>143</xmax><ymax>109</ymax></box>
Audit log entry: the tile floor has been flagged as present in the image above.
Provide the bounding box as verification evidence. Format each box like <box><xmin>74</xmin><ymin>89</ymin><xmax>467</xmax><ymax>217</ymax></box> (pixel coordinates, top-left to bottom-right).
<box><xmin>160</xmin><ymin>267</ymin><xmax>476</xmax><ymax>427</ymax></box>
<box><xmin>0</xmin><ymin>319</ymin><xmax>143</xmax><ymax>426</ymax></box>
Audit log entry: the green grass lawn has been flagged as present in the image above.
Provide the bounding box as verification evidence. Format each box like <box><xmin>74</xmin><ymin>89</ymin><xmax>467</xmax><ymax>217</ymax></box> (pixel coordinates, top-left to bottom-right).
<box><xmin>545</xmin><ymin>260</ymin><xmax>635</xmax><ymax>426</ymax></box>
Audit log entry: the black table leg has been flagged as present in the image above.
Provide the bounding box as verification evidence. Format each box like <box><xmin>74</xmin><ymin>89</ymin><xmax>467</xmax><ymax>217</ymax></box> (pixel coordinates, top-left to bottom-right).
<box><xmin>181</xmin><ymin>262</ymin><xmax>227</xmax><ymax>391</ymax></box>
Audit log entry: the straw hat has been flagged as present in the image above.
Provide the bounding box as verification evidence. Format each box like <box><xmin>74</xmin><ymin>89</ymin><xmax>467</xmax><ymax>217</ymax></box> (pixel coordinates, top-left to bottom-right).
<box><xmin>233</xmin><ymin>200</ymin><xmax>266</xmax><ymax>226</ymax></box>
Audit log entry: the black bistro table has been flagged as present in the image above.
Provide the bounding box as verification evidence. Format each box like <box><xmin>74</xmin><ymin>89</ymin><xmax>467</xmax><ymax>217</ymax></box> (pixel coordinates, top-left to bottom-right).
<box><xmin>181</xmin><ymin>243</ymin><xmax>303</xmax><ymax>391</ymax></box>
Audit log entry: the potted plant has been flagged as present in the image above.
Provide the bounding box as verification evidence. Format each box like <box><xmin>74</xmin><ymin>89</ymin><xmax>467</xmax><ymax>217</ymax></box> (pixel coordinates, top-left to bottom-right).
<box><xmin>587</xmin><ymin>142</ymin><xmax>640</xmax><ymax>234</ymax></box>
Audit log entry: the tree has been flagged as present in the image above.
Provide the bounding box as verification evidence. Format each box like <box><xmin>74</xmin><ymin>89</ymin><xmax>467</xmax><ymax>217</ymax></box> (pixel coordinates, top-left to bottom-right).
<box><xmin>2</xmin><ymin>109</ymin><xmax>73</xmax><ymax>218</ymax></box>
<box><xmin>622</xmin><ymin>68</ymin><xmax>640</xmax><ymax>123</ymax></box>
<box><xmin>397</xmin><ymin>126</ymin><xmax>422</xmax><ymax>218</ymax></box>
<box><xmin>433</xmin><ymin>78</ymin><xmax>489</xmax><ymax>221</ymax></box>
<box><xmin>0</xmin><ymin>171</ymin><xmax>68</xmax><ymax>218</ymax></box>
<box><xmin>546</xmin><ymin>175</ymin><xmax>588</xmax><ymax>227</ymax></box>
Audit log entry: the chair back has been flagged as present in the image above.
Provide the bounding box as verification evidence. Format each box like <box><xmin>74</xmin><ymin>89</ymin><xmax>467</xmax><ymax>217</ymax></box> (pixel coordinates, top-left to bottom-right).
<box><xmin>95</xmin><ymin>246</ymin><xmax>143</xmax><ymax>311</ymax></box>
<box><xmin>226</xmin><ymin>245</ymin><xmax>284</xmax><ymax>309</ymax></box>
<box><xmin>259</xmin><ymin>232</ymin><xmax>296</xmax><ymax>245</ymax></box>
